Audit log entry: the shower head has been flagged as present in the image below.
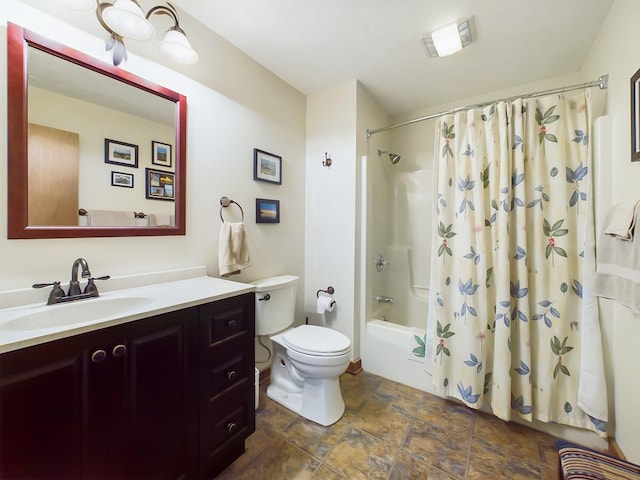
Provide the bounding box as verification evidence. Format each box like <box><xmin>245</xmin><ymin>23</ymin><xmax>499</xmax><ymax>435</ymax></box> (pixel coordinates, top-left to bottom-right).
<box><xmin>378</xmin><ymin>149</ymin><xmax>401</xmax><ymax>164</ymax></box>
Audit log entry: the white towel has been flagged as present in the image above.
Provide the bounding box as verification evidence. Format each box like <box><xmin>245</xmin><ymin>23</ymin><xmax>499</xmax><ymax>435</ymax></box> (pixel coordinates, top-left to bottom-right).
<box><xmin>150</xmin><ymin>213</ymin><xmax>173</xmax><ymax>226</ymax></box>
<box><xmin>218</xmin><ymin>222</ymin><xmax>250</xmax><ymax>277</ymax></box>
<box><xmin>594</xmin><ymin>206</ymin><xmax>640</xmax><ymax>314</ymax></box>
<box><xmin>603</xmin><ymin>200</ymin><xmax>639</xmax><ymax>240</ymax></box>
<box><xmin>87</xmin><ymin>209</ymin><xmax>135</xmax><ymax>226</ymax></box>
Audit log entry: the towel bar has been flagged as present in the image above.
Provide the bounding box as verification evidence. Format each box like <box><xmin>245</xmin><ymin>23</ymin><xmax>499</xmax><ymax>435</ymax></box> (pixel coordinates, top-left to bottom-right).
<box><xmin>220</xmin><ymin>196</ymin><xmax>244</xmax><ymax>222</ymax></box>
<box><xmin>79</xmin><ymin>209</ymin><xmax>147</xmax><ymax>218</ymax></box>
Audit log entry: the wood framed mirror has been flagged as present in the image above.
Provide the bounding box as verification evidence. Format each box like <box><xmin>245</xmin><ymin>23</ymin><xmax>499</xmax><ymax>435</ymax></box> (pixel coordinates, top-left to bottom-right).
<box><xmin>7</xmin><ymin>22</ymin><xmax>187</xmax><ymax>239</ymax></box>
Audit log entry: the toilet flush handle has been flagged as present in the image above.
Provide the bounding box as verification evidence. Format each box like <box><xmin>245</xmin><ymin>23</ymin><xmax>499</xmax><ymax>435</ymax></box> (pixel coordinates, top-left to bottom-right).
<box><xmin>258</xmin><ymin>294</ymin><xmax>271</xmax><ymax>301</ymax></box>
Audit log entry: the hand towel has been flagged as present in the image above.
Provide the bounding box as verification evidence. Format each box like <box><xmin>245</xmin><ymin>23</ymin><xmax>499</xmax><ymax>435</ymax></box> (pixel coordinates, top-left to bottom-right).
<box><xmin>594</xmin><ymin>205</ymin><xmax>640</xmax><ymax>314</ymax></box>
<box><xmin>150</xmin><ymin>213</ymin><xmax>173</xmax><ymax>226</ymax></box>
<box><xmin>87</xmin><ymin>209</ymin><xmax>135</xmax><ymax>226</ymax></box>
<box><xmin>218</xmin><ymin>221</ymin><xmax>250</xmax><ymax>277</ymax></box>
<box><xmin>603</xmin><ymin>200</ymin><xmax>639</xmax><ymax>240</ymax></box>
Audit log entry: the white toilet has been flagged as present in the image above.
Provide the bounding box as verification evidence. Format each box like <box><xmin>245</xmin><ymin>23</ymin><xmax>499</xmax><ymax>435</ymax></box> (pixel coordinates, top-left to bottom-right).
<box><xmin>251</xmin><ymin>275</ymin><xmax>351</xmax><ymax>426</ymax></box>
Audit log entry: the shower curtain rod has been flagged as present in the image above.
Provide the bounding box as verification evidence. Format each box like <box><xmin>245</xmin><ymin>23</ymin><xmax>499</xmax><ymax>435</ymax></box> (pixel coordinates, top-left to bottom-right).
<box><xmin>366</xmin><ymin>74</ymin><xmax>609</xmax><ymax>138</ymax></box>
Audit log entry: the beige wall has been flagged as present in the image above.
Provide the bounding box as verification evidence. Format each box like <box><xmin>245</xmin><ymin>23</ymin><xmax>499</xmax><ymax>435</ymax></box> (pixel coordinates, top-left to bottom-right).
<box><xmin>305</xmin><ymin>81</ymin><xmax>358</xmax><ymax>354</ymax></box>
<box><xmin>0</xmin><ymin>2</ymin><xmax>307</xmax><ymax>319</ymax></box>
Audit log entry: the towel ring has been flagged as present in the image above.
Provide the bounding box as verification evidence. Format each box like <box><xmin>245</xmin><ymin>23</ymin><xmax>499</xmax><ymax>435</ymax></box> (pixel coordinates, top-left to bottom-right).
<box><xmin>220</xmin><ymin>196</ymin><xmax>244</xmax><ymax>222</ymax></box>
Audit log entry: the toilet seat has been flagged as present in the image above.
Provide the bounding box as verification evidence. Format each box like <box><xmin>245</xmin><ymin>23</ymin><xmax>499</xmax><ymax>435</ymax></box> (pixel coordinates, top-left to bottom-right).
<box><xmin>283</xmin><ymin>325</ymin><xmax>351</xmax><ymax>357</ymax></box>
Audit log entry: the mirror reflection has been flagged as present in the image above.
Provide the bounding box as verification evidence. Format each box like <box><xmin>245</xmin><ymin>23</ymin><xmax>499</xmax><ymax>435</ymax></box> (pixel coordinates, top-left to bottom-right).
<box><xmin>28</xmin><ymin>47</ymin><xmax>176</xmax><ymax>227</ymax></box>
<box><xmin>7</xmin><ymin>23</ymin><xmax>187</xmax><ymax>239</ymax></box>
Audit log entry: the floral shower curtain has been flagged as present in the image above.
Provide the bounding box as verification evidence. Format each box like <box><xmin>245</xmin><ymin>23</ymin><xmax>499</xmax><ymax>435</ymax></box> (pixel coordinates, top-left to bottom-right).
<box><xmin>429</xmin><ymin>92</ymin><xmax>608</xmax><ymax>436</ymax></box>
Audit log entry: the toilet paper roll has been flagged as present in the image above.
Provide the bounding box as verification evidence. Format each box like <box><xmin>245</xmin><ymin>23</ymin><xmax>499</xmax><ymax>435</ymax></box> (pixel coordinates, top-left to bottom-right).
<box><xmin>316</xmin><ymin>295</ymin><xmax>336</xmax><ymax>314</ymax></box>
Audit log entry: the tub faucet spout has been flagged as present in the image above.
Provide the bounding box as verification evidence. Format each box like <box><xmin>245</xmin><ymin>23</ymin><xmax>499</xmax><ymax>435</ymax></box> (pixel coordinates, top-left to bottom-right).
<box><xmin>375</xmin><ymin>295</ymin><xmax>394</xmax><ymax>304</ymax></box>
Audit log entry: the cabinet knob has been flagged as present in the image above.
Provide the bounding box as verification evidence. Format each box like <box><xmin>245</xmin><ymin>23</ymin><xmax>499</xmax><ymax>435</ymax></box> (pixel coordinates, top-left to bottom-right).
<box><xmin>112</xmin><ymin>344</ymin><xmax>127</xmax><ymax>358</ymax></box>
<box><xmin>226</xmin><ymin>370</ymin><xmax>237</xmax><ymax>382</ymax></box>
<box><xmin>227</xmin><ymin>422</ymin><xmax>237</xmax><ymax>434</ymax></box>
<box><xmin>225</xmin><ymin>319</ymin><xmax>237</xmax><ymax>329</ymax></box>
<box><xmin>91</xmin><ymin>349</ymin><xmax>107</xmax><ymax>363</ymax></box>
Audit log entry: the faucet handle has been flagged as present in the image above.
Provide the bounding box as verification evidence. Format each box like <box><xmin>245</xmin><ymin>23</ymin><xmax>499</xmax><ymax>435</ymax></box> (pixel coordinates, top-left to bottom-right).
<box><xmin>33</xmin><ymin>281</ymin><xmax>65</xmax><ymax>305</ymax></box>
<box><xmin>83</xmin><ymin>275</ymin><xmax>111</xmax><ymax>296</ymax></box>
<box><xmin>32</xmin><ymin>281</ymin><xmax>60</xmax><ymax>289</ymax></box>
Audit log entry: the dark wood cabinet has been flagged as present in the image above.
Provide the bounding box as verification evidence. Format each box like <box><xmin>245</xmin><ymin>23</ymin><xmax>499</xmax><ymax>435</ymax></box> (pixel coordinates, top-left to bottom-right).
<box><xmin>198</xmin><ymin>293</ymin><xmax>256</xmax><ymax>478</ymax></box>
<box><xmin>0</xmin><ymin>335</ymin><xmax>86</xmax><ymax>479</ymax></box>
<box><xmin>0</xmin><ymin>293</ymin><xmax>255</xmax><ymax>479</ymax></box>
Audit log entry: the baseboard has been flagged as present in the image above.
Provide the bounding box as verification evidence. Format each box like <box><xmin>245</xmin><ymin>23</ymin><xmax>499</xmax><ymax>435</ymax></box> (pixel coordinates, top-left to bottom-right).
<box><xmin>608</xmin><ymin>438</ymin><xmax>626</xmax><ymax>460</ymax></box>
<box><xmin>346</xmin><ymin>358</ymin><xmax>363</xmax><ymax>375</ymax></box>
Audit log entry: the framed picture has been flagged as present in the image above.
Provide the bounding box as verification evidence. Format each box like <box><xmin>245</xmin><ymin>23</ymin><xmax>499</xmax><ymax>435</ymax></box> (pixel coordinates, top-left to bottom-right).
<box><xmin>152</xmin><ymin>140</ymin><xmax>172</xmax><ymax>168</ymax></box>
<box><xmin>145</xmin><ymin>168</ymin><xmax>175</xmax><ymax>201</ymax></box>
<box><xmin>632</xmin><ymin>68</ymin><xmax>640</xmax><ymax>162</ymax></box>
<box><xmin>111</xmin><ymin>171</ymin><xmax>134</xmax><ymax>188</ymax></box>
<box><xmin>256</xmin><ymin>198</ymin><xmax>280</xmax><ymax>223</ymax></box>
<box><xmin>105</xmin><ymin>138</ymin><xmax>138</xmax><ymax>167</ymax></box>
<box><xmin>253</xmin><ymin>148</ymin><xmax>282</xmax><ymax>185</ymax></box>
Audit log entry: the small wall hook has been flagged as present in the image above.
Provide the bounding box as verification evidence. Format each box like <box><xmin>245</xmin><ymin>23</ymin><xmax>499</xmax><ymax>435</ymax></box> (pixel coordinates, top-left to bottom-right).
<box><xmin>323</xmin><ymin>152</ymin><xmax>332</xmax><ymax>168</ymax></box>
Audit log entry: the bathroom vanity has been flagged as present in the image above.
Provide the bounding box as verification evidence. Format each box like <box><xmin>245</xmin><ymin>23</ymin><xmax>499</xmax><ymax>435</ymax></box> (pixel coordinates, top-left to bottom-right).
<box><xmin>0</xmin><ymin>276</ymin><xmax>255</xmax><ymax>479</ymax></box>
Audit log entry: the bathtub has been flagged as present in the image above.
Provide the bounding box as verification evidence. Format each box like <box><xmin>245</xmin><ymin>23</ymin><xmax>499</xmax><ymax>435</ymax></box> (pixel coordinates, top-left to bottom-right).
<box><xmin>361</xmin><ymin>318</ymin><xmax>434</xmax><ymax>394</ymax></box>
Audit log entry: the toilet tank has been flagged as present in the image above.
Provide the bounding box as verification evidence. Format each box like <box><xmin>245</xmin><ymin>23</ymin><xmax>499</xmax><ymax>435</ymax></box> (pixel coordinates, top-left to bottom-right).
<box><xmin>250</xmin><ymin>275</ymin><xmax>298</xmax><ymax>336</ymax></box>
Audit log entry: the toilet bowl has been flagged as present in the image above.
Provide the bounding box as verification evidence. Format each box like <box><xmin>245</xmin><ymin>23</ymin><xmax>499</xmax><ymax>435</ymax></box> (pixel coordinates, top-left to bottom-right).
<box><xmin>251</xmin><ymin>276</ymin><xmax>352</xmax><ymax>426</ymax></box>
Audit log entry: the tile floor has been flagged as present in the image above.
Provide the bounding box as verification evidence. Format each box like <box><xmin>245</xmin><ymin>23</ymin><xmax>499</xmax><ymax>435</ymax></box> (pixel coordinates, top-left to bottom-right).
<box><xmin>217</xmin><ymin>371</ymin><xmax>560</xmax><ymax>479</ymax></box>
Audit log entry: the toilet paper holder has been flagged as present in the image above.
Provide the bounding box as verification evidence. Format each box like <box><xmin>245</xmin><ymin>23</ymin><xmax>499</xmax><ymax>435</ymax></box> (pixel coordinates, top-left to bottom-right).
<box><xmin>316</xmin><ymin>286</ymin><xmax>335</xmax><ymax>297</ymax></box>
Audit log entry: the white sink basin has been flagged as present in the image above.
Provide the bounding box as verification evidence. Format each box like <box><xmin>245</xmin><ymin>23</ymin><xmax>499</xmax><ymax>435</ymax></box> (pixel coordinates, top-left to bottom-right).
<box><xmin>0</xmin><ymin>275</ymin><xmax>257</xmax><ymax>354</ymax></box>
<box><xmin>0</xmin><ymin>296</ymin><xmax>153</xmax><ymax>331</ymax></box>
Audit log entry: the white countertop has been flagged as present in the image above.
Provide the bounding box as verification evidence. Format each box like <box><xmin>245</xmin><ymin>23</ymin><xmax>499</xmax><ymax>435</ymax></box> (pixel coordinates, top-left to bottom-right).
<box><xmin>0</xmin><ymin>276</ymin><xmax>256</xmax><ymax>354</ymax></box>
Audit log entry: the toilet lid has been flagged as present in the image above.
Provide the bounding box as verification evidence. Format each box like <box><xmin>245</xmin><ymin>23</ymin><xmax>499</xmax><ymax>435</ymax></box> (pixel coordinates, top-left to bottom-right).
<box><xmin>283</xmin><ymin>325</ymin><xmax>351</xmax><ymax>356</ymax></box>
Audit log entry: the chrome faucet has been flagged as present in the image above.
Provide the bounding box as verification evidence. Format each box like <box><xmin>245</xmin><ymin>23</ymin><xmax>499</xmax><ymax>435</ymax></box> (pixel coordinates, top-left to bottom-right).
<box><xmin>68</xmin><ymin>258</ymin><xmax>91</xmax><ymax>296</ymax></box>
<box><xmin>33</xmin><ymin>258</ymin><xmax>110</xmax><ymax>305</ymax></box>
<box><xmin>375</xmin><ymin>295</ymin><xmax>394</xmax><ymax>304</ymax></box>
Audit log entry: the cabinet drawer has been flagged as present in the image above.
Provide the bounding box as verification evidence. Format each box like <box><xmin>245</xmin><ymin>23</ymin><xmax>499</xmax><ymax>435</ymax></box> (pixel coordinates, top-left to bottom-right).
<box><xmin>199</xmin><ymin>389</ymin><xmax>255</xmax><ymax>474</ymax></box>
<box><xmin>205</xmin><ymin>335</ymin><xmax>253</xmax><ymax>401</ymax></box>
<box><xmin>200</xmin><ymin>293</ymin><xmax>254</xmax><ymax>345</ymax></box>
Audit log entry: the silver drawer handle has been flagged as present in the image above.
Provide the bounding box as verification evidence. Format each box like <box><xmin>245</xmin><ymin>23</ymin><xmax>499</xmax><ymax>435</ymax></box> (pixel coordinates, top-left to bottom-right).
<box><xmin>91</xmin><ymin>349</ymin><xmax>107</xmax><ymax>363</ymax></box>
<box><xmin>112</xmin><ymin>344</ymin><xmax>127</xmax><ymax>358</ymax></box>
<box><xmin>227</xmin><ymin>370</ymin><xmax>237</xmax><ymax>382</ymax></box>
<box><xmin>227</xmin><ymin>422</ymin><xmax>237</xmax><ymax>434</ymax></box>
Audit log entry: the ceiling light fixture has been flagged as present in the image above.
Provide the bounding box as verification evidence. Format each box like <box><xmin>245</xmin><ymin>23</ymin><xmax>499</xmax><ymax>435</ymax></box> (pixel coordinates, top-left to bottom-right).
<box><xmin>57</xmin><ymin>0</ymin><xmax>198</xmax><ymax>67</ymax></box>
<box><xmin>421</xmin><ymin>16</ymin><xmax>473</xmax><ymax>58</ymax></box>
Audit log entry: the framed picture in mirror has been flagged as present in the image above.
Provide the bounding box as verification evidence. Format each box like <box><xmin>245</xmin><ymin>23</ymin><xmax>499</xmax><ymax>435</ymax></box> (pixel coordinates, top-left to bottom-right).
<box><xmin>105</xmin><ymin>138</ymin><xmax>138</xmax><ymax>167</ymax></box>
<box><xmin>111</xmin><ymin>171</ymin><xmax>134</xmax><ymax>188</ymax></box>
<box><xmin>146</xmin><ymin>168</ymin><xmax>175</xmax><ymax>201</ymax></box>
<box><xmin>152</xmin><ymin>140</ymin><xmax>172</xmax><ymax>167</ymax></box>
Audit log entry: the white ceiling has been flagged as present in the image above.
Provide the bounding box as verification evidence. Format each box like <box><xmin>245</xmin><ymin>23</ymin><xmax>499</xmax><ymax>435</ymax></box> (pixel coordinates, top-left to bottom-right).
<box><xmin>171</xmin><ymin>0</ymin><xmax>612</xmax><ymax>116</ymax></box>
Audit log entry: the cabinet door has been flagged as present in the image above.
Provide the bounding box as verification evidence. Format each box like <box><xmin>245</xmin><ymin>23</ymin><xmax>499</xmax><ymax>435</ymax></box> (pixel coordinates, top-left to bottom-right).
<box><xmin>0</xmin><ymin>307</ymin><xmax>199</xmax><ymax>480</ymax></box>
<box><xmin>0</xmin><ymin>337</ymin><xmax>88</xmax><ymax>479</ymax></box>
<box><xmin>116</xmin><ymin>307</ymin><xmax>199</xmax><ymax>480</ymax></box>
